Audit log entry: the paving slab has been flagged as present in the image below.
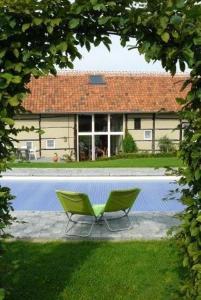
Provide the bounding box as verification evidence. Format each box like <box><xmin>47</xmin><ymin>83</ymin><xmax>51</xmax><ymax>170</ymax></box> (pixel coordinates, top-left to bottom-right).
<box><xmin>2</xmin><ymin>168</ymin><xmax>168</xmax><ymax>177</ymax></box>
<box><xmin>5</xmin><ymin>211</ymin><xmax>179</xmax><ymax>241</ymax></box>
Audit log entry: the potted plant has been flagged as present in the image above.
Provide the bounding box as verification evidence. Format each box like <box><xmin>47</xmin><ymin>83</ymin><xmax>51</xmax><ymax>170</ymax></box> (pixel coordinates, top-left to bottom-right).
<box><xmin>53</xmin><ymin>152</ymin><xmax>59</xmax><ymax>162</ymax></box>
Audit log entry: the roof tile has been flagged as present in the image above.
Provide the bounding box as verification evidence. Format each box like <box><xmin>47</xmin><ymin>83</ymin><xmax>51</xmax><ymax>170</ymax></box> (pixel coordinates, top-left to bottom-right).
<box><xmin>24</xmin><ymin>72</ymin><xmax>189</xmax><ymax>113</ymax></box>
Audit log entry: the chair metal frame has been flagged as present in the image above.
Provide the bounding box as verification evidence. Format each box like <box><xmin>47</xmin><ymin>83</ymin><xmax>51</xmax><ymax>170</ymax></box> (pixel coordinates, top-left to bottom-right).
<box><xmin>64</xmin><ymin>212</ymin><xmax>100</xmax><ymax>237</ymax></box>
<box><xmin>102</xmin><ymin>208</ymin><xmax>133</xmax><ymax>232</ymax></box>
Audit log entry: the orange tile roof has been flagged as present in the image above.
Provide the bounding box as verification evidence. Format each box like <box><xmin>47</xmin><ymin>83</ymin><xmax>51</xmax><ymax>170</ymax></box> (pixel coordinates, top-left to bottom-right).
<box><xmin>24</xmin><ymin>72</ymin><xmax>189</xmax><ymax>114</ymax></box>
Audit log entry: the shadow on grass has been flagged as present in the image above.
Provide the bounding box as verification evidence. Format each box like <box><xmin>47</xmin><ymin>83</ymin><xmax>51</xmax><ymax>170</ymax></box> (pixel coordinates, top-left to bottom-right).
<box><xmin>1</xmin><ymin>240</ymin><xmax>187</xmax><ymax>300</ymax></box>
<box><xmin>2</xmin><ymin>241</ymin><xmax>101</xmax><ymax>300</ymax></box>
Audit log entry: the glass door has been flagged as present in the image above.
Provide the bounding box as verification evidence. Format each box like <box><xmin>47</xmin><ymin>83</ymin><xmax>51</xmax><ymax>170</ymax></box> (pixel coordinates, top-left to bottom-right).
<box><xmin>110</xmin><ymin>135</ymin><xmax>123</xmax><ymax>156</ymax></box>
<box><xmin>95</xmin><ymin>135</ymin><xmax>108</xmax><ymax>159</ymax></box>
<box><xmin>79</xmin><ymin>136</ymin><xmax>92</xmax><ymax>161</ymax></box>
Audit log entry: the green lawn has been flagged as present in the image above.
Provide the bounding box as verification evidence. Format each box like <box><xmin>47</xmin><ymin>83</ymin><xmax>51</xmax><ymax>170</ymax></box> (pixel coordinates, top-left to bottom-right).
<box><xmin>1</xmin><ymin>241</ymin><xmax>184</xmax><ymax>300</ymax></box>
<box><xmin>9</xmin><ymin>157</ymin><xmax>182</xmax><ymax>168</ymax></box>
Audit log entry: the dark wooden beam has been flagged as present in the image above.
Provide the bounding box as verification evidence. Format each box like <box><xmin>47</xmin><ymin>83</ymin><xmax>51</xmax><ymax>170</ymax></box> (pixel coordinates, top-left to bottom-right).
<box><xmin>152</xmin><ymin>113</ymin><xmax>156</xmax><ymax>153</ymax></box>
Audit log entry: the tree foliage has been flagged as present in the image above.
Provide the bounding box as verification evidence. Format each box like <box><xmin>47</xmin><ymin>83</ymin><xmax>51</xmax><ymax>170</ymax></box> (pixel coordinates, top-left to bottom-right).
<box><xmin>0</xmin><ymin>0</ymin><xmax>201</xmax><ymax>299</ymax></box>
<box><xmin>122</xmin><ymin>131</ymin><xmax>138</xmax><ymax>153</ymax></box>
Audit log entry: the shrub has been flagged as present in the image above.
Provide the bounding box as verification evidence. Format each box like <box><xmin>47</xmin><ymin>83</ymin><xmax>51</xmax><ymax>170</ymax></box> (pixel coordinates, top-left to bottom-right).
<box><xmin>158</xmin><ymin>136</ymin><xmax>175</xmax><ymax>153</ymax></box>
<box><xmin>122</xmin><ymin>131</ymin><xmax>138</xmax><ymax>153</ymax></box>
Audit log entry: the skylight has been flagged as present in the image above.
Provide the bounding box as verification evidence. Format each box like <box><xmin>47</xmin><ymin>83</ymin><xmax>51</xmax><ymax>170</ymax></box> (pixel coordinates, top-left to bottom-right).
<box><xmin>89</xmin><ymin>75</ymin><xmax>105</xmax><ymax>85</ymax></box>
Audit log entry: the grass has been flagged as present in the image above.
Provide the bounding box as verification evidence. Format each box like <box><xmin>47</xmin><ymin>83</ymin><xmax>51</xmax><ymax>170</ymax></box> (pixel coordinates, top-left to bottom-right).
<box><xmin>9</xmin><ymin>157</ymin><xmax>182</xmax><ymax>168</ymax></box>
<box><xmin>1</xmin><ymin>240</ymin><xmax>184</xmax><ymax>300</ymax></box>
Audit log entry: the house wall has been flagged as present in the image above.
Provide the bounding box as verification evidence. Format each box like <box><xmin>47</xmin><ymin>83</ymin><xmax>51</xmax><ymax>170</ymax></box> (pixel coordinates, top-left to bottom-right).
<box><xmin>127</xmin><ymin>113</ymin><xmax>181</xmax><ymax>152</ymax></box>
<box><xmin>14</xmin><ymin>114</ymin><xmax>76</xmax><ymax>160</ymax></box>
<box><xmin>14</xmin><ymin>112</ymin><xmax>182</xmax><ymax>160</ymax></box>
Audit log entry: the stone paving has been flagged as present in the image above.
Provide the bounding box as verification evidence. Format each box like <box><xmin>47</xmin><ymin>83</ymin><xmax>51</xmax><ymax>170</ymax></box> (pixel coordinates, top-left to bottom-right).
<box><xmin>6</xmin><ymin>211</ymin><xmax>179</xmax><ymax>241</ymax></box>
<box><xmin>3</xmin><ymin>167</ymin><xmax>168</xmax><ymax>177</ymax></box>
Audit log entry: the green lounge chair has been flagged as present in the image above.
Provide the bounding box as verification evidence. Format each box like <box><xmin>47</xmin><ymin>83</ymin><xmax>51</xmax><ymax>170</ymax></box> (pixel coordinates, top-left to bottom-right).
<box><xmin>99</xmin><ymin>188</ymin><xmax>141</xmax><ymax>232</ymax></box>
<box><xmin>56</xmin><ymin>188</ymin><xmax>140</xmax><ymax>236</ymax></box>
<box><xmin>56</xmin><ymin>190</ymin><xmax>104</xmax><ymax>237</ymax></box>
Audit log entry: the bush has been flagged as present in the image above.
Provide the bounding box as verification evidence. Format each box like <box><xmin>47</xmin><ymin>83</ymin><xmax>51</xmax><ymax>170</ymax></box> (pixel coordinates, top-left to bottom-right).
<box><xmin>158</xmin><ymin>136</ymin><xmax>175</xmax><ymax>153</ymax></box>
<box><xmin>122</xmin><ymin>131</ymin><xmax>138</xmax><ymax>153</ymax></box>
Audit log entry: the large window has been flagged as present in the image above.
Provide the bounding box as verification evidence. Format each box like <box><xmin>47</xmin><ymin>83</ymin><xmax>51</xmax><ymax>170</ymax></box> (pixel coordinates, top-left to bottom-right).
<box><xmin>95</xmin><ymin>114</ymin><xmax>108</xmax><ymax>132</ymax></box>
<box><xmin>79</xmin><ymin>115</ymin><xmax>92</xmax><ymax>132</ymax></box>
<box><xmin>78</xmin><ymin>114</ymin><xmax>124</xmax><ymax>160</ymax></box>
<box><xmin>110</xmin><ymin>114</ymin><xmax>123</xmax><ymax>132</ymax></box>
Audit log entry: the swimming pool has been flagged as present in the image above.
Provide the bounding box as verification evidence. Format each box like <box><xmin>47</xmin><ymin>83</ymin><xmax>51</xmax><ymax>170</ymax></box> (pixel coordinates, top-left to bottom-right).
<box><xmin>1</xmin><ymin>176</ymin><xmax>184</xmax><ymax>212</ymax></box>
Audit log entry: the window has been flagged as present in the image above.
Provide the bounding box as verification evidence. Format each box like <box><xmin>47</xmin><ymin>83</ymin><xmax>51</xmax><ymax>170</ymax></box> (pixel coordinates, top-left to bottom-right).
<box><xmin>46</xmin><ymin>139</ymin><xmax>55</xmax><ymax>149</ymax></box>
<box><xmin>144</xmin><ymin>130</ymin><xmax>152</xmax><ymax>140</ymax></box>
<box><xmin>79</xmin><ymin>115</ymin><xmax>92</xmax><ymax>132</ymax></box>
<box><xmin>110</xmin><ymin>114</ymin><xmax>123</xmax><ymax>132</ymax></box>
<box><xmin>89</xmin><ymin>75</ymin><xmax>105</xmax><ymax>85</ymax></box>
<box><xmin>134</xmin><ymin>118</ymin><xmax>141</xmax><ymax>129</ymax></box>
<box><xmin>95</xmin><ymin>114</ymin><xmax>107</xmax><ymax>132</ymax></box>
<box><xmin>25</xmin><ymin>141</ymin><xmax>33</xmax><ymax>149</ymax></box>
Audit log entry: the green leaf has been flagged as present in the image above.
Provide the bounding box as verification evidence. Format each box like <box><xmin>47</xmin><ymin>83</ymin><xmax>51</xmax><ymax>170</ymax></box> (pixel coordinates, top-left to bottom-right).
<box><xmin>179</xmin><ymin>60</ymin><xmax>185</xmax><ymax>72</ymax></box>
<box><xmin>183</xmin><ymin>48</ymin><xmax>194</xmax><ymax>62</ymax></box>
<box><xmin>67</xmin><ymin>61</ymin><xmax>74</xmax><ymax>69</ymax></box>
<box><xmin>8</xmin><ymin>96</ymin><xmax>20</xmax><ymax>107</ymax></box>
<box><xmin>9</xmin><ymin>19</ymin><xmax>16</xmax><ymax>28</ymax></box>
<box><xmin>159</xmin><ymin>16</ymin><xmax>169</xmax><ymax>29</ymax></box>
<box><xmin>0</xmin><ymin>49</ymin><xmax>6</xmax><ymax>58</ymax></box>
<box><xmin>33</xmin><ymin>18</ymin><xmax>42</xmax><ymax>26</ymax></box>
<box><xmin>98</xmin><ymin>17</ymin><xmax>110</xmax><ymax>25</ymax></box>
<box><xmin>13</xmin><ymin>48</ymin><xmax>19</xmax><ymax>58</ymax></box>
<box><xmin>0</xmin><ymin>288</ymin><xmax>5</xmax><ymax>300</ymax></box>
<box><xmin>69</xmin><ymin>19</ymin><xmax>80</xmax><ymax>29</ymax></box>
<box><xmin>0</xmin><ymin>78</ymin><xmax>8</xmax><ymax>89</ymax></box>
<box><xmin>192</xmin><ymin>264</ymin><xmax>201</xmax><ymax>272</ymax></box>
<box><xmin>11</xmin><ymin>76</ymin><xmax>21</xmax><ymax>84</ymax></box>
<box><xmin>181</xmin><ymin>196</ymin><xmax>194</xmax><ymax>206</ymax></box>
<box><xmin>90</xmin><ymin>0</ymin><xmax>97</xmax><ymax>4</ymax></box>
<box><xmin>56</xmin><ymin>42</ymin><xmax>68</xmax><ymax>52</ymax></box>
<box><xmin>161</xmin><ymin>32</ymin><xmax>170</xmax><ymax>43</ymax></box>
<box><xmin>176</xmin><ymin>0</ymin><xmax>185</xmax><ymax>8</ymax></box>
<box><xmin>194</xmin><ymin>168</ymin><xmax>201</xmax><ymax>180</ymax></box>
<box><xmin>193</xmin><ymin>37</ymin><xmax>201</xmax><ymax>45</ymax></box>
<box><xmin>93</xmin><ymin>3</ymin><xmax>106</xmax><ymax>11</ymax></box>
<box><xmin>22</xmin><ymin>23</ymin><xmax>31</xmax><ymax>32</ymax></box>
<box><xmin>85</xmin><ymin>41</ymin><xmax>91</xmax><ymax>52</ymax></box>
<box><xmin>172</xmin><ymin>31</ymin><xmax>179</xmax><ymax>39</ymax></box>
<box><xmin>1</xmin><ymin>118</ymin><xmax>15</xmax><ymax>125</ymax></box>
<box><xmin>50</xmin><ymin>18</ymin><xmax>61</xmax><ymax>26</ymax></box>
<box><xmin>47</xmin><ymin>26</ymin><xmax>53</xmax><ymax>34</ymax></box>
<box><xmin>196</xmin><ymin>215</ymin><xmax>201</xmax><ymax>222</ymax></box>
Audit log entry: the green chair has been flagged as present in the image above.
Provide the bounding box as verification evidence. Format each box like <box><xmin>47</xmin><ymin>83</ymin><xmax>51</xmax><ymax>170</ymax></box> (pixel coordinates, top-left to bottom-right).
<box><xmin>56</xmin><ymin>188</ymin><xmax>140</xmax><ymax>236</ymax></box>
<box><xmin>56</xmin><ymin>190</ymin><xmax>104</xmax><ymax>237</ymax></box>
<box><xmin>99</xmin><ymin>188</ymin><xmax>141</xmax><ymax>232</ymax></box>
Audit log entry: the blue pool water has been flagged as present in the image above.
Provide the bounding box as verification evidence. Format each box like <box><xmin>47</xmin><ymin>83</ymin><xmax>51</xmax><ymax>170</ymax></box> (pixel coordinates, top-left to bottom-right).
<box><xmin>1</xmin><ymin>177</ymin><xmax>184</xmax><ymax>212</ymax></box>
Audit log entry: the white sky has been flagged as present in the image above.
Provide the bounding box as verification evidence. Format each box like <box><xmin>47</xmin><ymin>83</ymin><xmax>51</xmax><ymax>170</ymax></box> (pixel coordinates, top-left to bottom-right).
<box><xmin>72</xmin><ymin>36</ymin><xmax>165</xmax><ymax>73</ymax></box>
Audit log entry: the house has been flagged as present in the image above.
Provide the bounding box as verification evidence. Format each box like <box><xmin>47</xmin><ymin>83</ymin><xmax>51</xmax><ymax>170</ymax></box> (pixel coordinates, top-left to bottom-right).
<box><xmin>14</xmin><ymin>72</ymin><xmax>188</xmax><ymax>161</ymax></box>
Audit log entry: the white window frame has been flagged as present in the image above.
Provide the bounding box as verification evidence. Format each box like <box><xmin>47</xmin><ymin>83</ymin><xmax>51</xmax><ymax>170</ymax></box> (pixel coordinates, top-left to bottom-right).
<box><xmin>25</xmin><ymin>141</ymin><xmax>33</xmax><ymax>150</ymax></box>
<box><xmin>46</xmin><ymin>139</ymin><xmax>55</xmax><ymax>149</ymax></box>
<box><xmin>144</xmin><ymin>130</ymin><xmax>152</xmax><ymax>140</ymax></box>
<box><xmin>77</xmin><ymin>114</ymin><xmax>124</xmax><ymax>161</ymax></box>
